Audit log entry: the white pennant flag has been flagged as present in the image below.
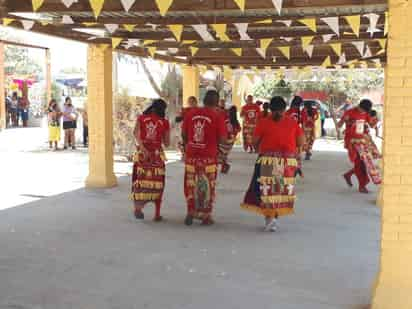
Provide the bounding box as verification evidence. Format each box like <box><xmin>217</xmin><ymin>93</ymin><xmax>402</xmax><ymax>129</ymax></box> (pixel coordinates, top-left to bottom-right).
<box><xmin>280</xmin><ymin>36</ymin><xmax>294</xmax><ymax>42</ymax></box>
<box><xmin>21</xmin><ymin>20</ymin><xmax>35</xmax><ymax>30</ymax></box>
<box><xmin>147</xmin><ymin>23</ymin><xmax>158</xmax><ymax>30</ymax></box>
<box><xmin>363</xmin><ymin>45</ymin><xmax>372</xmax><ymax>58</ymax></box>
<box><xmin>256</xmin><ymin>48</ymin><xmax>265</xmax><ymax>58</ymax></box>
<box><xmin>62</xmin><ymin>15</ymin><xmax>74</xmax><ymax>24</ymax></box>
<box><xmin>337</xmin><ymin>53</ymin><xmax>347</xmax><ymax>65</ymax></box>
<box><xmin>322</xmin><ymin>34</ymin><xmax>334</xmax><ymax>43</ymax></box>
<box><xmin>304</xmin><ymin>45</ymin><xmax>314</xmax><ymax>58</ymax></box>
<box><xmin>234</xmin><ymin>23</ymin><xmax>251</xmax><ymax>40</ymax></box>
<box><xmin>271</xmin><ymin>0</ymin><xmax>283</xmax><ymax>15</ymax></box>
<box><xmin>125</xmin><ymin>38</ymin><xmax>140</xmax><ymax>49</ymax></box>
<box><xmin>192</xmin><ymin>24</ymin><xmax>215</xmax><ymax>41</ymax></box>
<box><xmin>278</xmin><ymin>20</ymin><xmax>292</xmax><ymax>27</ymax></box>
<box><xmin>120</xmin><ymin>0</ymin><xmax>136</xmax><ymax>11</ymax></box>
<box><xmin>321</xmin><ymin>17</ymin><xmax>340</xmax><ymax>36</ymax></box>
<box><xmin>352</xmin><ymin>41</ymin><xmax>365</xmax><ymax>56</ymax></box>
<box><xmin>62</xmin><ymin>0</ymin><xmax>77</xmax><ymax>7</ymax></box>
<box><xmin>105</xmin><ymin>24</ymin><xmax>119</xmax><ymax>34</ymax></box>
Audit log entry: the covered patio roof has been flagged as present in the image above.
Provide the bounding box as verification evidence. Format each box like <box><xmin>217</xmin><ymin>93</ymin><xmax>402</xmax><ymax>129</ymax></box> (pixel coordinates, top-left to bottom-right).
<box><xmin>0</xmin><ymin>0</ymin><xmax>387</xmax><ymax>69</ymax></box>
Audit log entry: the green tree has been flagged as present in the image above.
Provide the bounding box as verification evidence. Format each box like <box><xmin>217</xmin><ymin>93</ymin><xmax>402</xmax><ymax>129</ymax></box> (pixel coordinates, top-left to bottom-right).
<box><xmin>252</xmin><ymin>78</ymin><xmax>292</xmax><ymax>100</ymax></box>
<box><xmin>5</xmin><ymin>45</ymin><xmax>43</xmax><ymax>78</ymax></box>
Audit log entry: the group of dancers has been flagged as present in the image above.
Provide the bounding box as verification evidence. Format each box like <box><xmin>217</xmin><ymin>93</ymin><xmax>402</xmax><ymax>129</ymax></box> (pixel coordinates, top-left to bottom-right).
<box><xmin>130</xmin><ymin>90</ymin><xmax>381</xmax><ymax>232</ymax></box>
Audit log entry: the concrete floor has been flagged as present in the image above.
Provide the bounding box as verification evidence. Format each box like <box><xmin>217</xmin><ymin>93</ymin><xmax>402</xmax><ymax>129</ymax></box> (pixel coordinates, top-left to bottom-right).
<box><xmin>0</xmin><ymin>132</ymin><xmax>380</xmax><ymax>309</ymax></box>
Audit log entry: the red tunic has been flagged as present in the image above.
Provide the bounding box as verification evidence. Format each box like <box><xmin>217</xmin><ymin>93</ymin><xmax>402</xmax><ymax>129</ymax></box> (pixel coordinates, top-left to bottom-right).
<box><xmin>342</xmin><ymin>108</ymin><xmax>371</xmax><ymax>141</ymax></box>
<box><xmin>254</xmin><ymin>116</ymin><xmax>304</xmax><ymax>154</ymax></box>
<box><xmin>138</xmin><ymin>113</ymin><xmax>170</xmax><ymax>151</ymax></box>
<box><xmin>301</xmin><ymin>109</ymin><xmax>319</xmax><ymax>128</ymax></box>
<box><xmin>241</xmin><ymin>103</ymin><xmax>261</xmax><ymax>125</ymax></box>
<box><xmin>285</xmin><ymin>107</ymin><xmax>301</xmax><ymax>124</ymax></box>
<box><xmin>182</xmin><ymin>107</ymin><xmax>227</xmax><ymax>158</ymax></box>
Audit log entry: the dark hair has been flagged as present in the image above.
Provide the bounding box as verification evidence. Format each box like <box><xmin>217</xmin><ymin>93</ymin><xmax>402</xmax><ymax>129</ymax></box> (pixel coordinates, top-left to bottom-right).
<box><xmin>370</xmin><ymin>109</ymin><xmax>377</xmax><ymax>117</ymax></box>
<box><xmin>229</xmin><ymin>106</ymin><xmax>240</xmax><ymax>128</ymax></box>
<box><xmin>270</xmin><ymin>96</ymin><xmax>287</xmax><ymax>121</ymax></box>
<box><xmin>12</xmin><ymin>92</ymin><xmax>18</xmax><ymax>98</ymax></box>
<box><xmin>290</xmin><ymin>96</ymin><xmax>302</xmax><ymax>121</ymax></box>
<box><xmin>304</xmin><ymin>100</ymin><xmax>314</xmax><ymax>117</ymax></box>
<box><xmin>262</xmin><ymin>102</ymin><xmax>270</xmax><ymax>117</ymax></box>
<box><xmin>143</xmin><ymin>98</ymin><xmax>167</xmax><ymax>118</ymax></box>
<box><xmin>204</xmin><ymin>90</ymin><xmax>219</xmax><ymax>107</ymax></box>
<box><xmin>65</xmin><ymin>97</ymin><xmax>71</xmax><ymax>104</ymax></box>
<box><xmin>359</xmin><ymin>99</ymin><xmax>373</xmax><ymax>113</ymax></box>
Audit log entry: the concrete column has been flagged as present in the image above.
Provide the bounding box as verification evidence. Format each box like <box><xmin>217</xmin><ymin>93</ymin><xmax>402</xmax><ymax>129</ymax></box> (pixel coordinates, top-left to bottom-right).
<box><xmin>0</xmin><ymin>42</ymin><xmax>5</xmax><ymax>130</ymax></box>
<box><xmin>45</xmin><ymin>49</ymin><xmax>51</xmax><ymax>104</ymax></box>
<box><xmin>231</xmin><ymin>76</ymin><xmax>242</xmax><ymax>110</ymax></box>
<box><xmin>372</xmin><ymin>1</ymin><xmax>412</xmax><ymax>308</ymax></box>
<box><xmin>182</xmin><ymin>65</ymin><xmax>199</xmax><ymax>107</ymax></box>
<box><xmin>85</xmin><ymin>44</ymin><xmax>117</xmax><ymax>188</ymax></box>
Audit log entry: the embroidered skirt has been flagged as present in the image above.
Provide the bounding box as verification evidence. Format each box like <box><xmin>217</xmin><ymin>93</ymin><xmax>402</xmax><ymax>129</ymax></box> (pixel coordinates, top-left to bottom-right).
<box><xmin>242</xmin><ymin>124</ymin><xmax>256</xmax><ymax>149</ymax></box>
<box><xmin>218</xmin><ymin>137</ymin><xmax>236</xmax><ymax>165</ymax></box>
<box><xmin>303</xmin><ymin>126</ymin><xmax>315</xmax><ymax>152</ymax></box>
<box><xmin>130</xmin><ymin>148</ymin><xmax>166</xmax><ymax>204</ymax></box>
<box><xmin>351</xmin><ymin>139</ymin><xmax>382</xmax><ymax>185</ymax></box>
<box><xmin>241</xmin><ymin>153</ymin><xmax>298</xmax><ymax>217</ymax></box>
<box><xmin>184</xmin><ymin>157</ymin><xmax>218</xmax><ymax>217</ymax></box>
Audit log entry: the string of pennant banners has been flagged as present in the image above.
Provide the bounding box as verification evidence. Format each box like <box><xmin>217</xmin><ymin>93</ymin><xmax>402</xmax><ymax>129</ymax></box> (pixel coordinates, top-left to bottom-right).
<box><xmin>9</xmin><ymin>0</ymin><xmax>388</xmax><ymax>71</ymax></box>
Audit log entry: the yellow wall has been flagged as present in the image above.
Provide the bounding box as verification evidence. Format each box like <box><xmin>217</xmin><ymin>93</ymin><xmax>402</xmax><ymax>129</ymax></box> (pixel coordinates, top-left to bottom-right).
<box><xmin>372</xmin><ymin>1</ymin><xmax>412</xmax><ymax>307</ymax></box>
<box><xmin>85</xmin><ymin>44</ymin><xmax>117</xmax><ymax>188</ymax></box>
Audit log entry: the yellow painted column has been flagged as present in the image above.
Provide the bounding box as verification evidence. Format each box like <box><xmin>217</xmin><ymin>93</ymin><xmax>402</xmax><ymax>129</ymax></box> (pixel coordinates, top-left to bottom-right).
<box><xmin>0</xmin><ymin>42</ymin><xmax>5</xmax><ymax>130</ymax></box>
<box><xmin>85</xmin><ymin>44</ymin><xmax>117</xmax><ymax>188</ymax></box>
<box><xmin>45</xmin><ymin>49</ymin><xmax>52</xmax><ymax>104</ymax></box>
<box><xmin>372</xmin><ymin>1</ymin><xmax>412</xmax><ymax>307</ymax></box>
<box><xmin>182</xmin><ymin>65</ymin><xmax>199</xmax><ymax>107</ymax></box>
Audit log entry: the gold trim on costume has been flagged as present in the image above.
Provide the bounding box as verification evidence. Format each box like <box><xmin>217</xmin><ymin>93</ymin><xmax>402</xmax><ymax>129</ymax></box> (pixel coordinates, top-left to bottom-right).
<box><xmin>261</xmin><ymin>195</ymin><xmax>296</xmax><ymax>204</ymax></box>
<box><xmin>134</xmin><ymin>180</ymin><xmax>164</xmax><ymax>189</ymax></box>
<box><xmin>258</xmin><ymin>176</ymin><xmax>296</xmax><ymax>185</ymax></box>
<box><xmin>240</xmin><ymin>203</ymin><xmax>294</xmax><ymax>217</ymax></box>
<box><xmin>129</xmin><ymin>192</ymin><xmax>161</xmax><ymax>201</ymax></box>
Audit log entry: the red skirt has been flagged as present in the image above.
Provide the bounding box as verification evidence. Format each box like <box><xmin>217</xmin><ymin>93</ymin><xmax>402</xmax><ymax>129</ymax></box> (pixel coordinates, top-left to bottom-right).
<box><xmin>242</xmin><ymin>123</ymin><xmax>256</xmax><ymax>148</ymax></box>
<box><xmin>130</xmin><ymin>148</ymin><xmax>166</xmax><ymax>204</ymax></box>
<box><xmin>184</xmin><ymin>157</ymin><xmax>218</xmax><ymax>217</ymax></box>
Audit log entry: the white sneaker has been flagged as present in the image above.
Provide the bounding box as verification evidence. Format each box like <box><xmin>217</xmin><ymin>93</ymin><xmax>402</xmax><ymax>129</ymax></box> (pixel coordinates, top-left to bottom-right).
<box><xmin>264</xmin><ymin>218</ymin><xmax>278</xmax><ymax>232</ymax></box>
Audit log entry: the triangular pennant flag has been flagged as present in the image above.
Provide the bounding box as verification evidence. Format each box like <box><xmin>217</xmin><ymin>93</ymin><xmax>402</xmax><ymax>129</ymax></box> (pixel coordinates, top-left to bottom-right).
<box><xmin>234</xmin><ymin>23</ymin><xmax>250</xmax><ymax>40</ymax></box>
<box><xmin>21</xmin><ymin>20</ymin><xmax>35</xmax><ymax>30</ymax></box>
<box><xmin>377</xmin><ymin>38</ymin><xmax>387</xmax><ymax>50</ymax></box>
<box><xmin>3</xmin><ymin>19</ymin><xmax>15</xmax><ymax>27</ymax></box>
<box><xmin>105</xmin><ymin>24</ymin><xmax>119</xmax><ymax>34</ymax></box>
<box><xmin>192</xmin><ymin>25</ymin><xmax>215</xmax><ymax>41</ymax></box>
<box><xmin>281</xmin><ymin>37</ymin><xmax>294</xmax><ymax>42</ymax></box>
<box><xmin>304</xmin><ymin>45</ymin><xmax>314</xmax><ymax>58</ymax></box>
<box><xmin>352</xmin><ymin>41</ymin><xmax>365</xmax><ymax>56</ymax></box>
<box><xmin>148</xmin><ymin>46</ymin><xmax>157</xmax><ymax>57</ymax></box>
<box><xmin>260</xmin><ymin>38</ymin><xmax>273</xmax><ymax>56</ymax></box>
<box><xmin>155</xmin><ymin>0</ymin><xmax>174</xmax><ymax>16</ymax></box>
<box><xmin>211</xmin><ymin>24</ymin><xmax>230</xmax><ymax>41</ymax></box>
<box><xmin>190</xmin><ymin>47</ymin><xmax>199</xmax><ymax>56</ymax></box>
<box><xmin>112</xmin><ymin>38</ymin><xmax>123</xmax><ymax>49</ymax></box>
<box><xmin>301</xmin><ymin>36</ymin><xmax>314</xmax><ymax>49</ymax></box>
<box><xmin>322</xmin><ymin>34</ymin><xmax>334</xmax><ymax>43</ymax></box>
<box><xmin>83</xmin><ymin>22</ymin><xmax>98</xmax><ymax>27</ymax></box>
<box><xmin>278</xmin><ymin>20</ymin><xmax>292</xmax><ymax>27</ymax></box>
<box><xmin>32</xmin><ymin>0</ymin><xmax>44</xmax><ymax>11</ymax></box>
<box><xmin>143</xmin><ymin>40</ymin><xmax>157</xmax><ymax>45</ymax></box>
<box><xmin>376</xmin><ymin>49</ymin><xmax>385</xmax><ymax>55</ymax></box>
<box><xmin>62</xmin><ymin>0</ymin><xmax>77</xmax><ymax>8</ymax></box>
<box><xmin>182</xmin><ymin>40</ymin><xmax>196</xmax><ymax>45</ymax></box>
<box><xmin>233</xmin><ymin>0</ymin><xmax>246</xmax><ymax>11</ymax></box>
<box><xmin>330</xmin><ymin>43</ymin><xmax>342</xmax><ymax>56</ymax></box>
<box><xmin>232</xmin><ymin>48</ymin><xmax>242</xmax><ymax>57</ymax></box>
<box><xmin>125</xmin><ymin>39</ymin><xmax>139</xmax><ymax>49</ymax></box>
<box><xmin>62</xmin><ymin>15</ymin><xmax>74</xmax><ymax>24</ymax></box>
<box><xmin>344</xmin><ymin>15</ymin><xmax>361</xmax><ymax>37</ymax></box>
<box><xmin>278</xmin><ymin>46</ymin><xmax>290</xmax><ymax>59</ymax></box>
<box><xmin>298</xmin><ymin>18</ymin><xmax>317</xmax><ymax>32</ymax></box>
<box><xmin>255</xmin><ymin>19</ymin><xmax>272</xmax><ymax>24</ymax></box>
<box><xmin>40</xmin><ymin>20</ymin><xmax>50</xmax><ymax>26</ymax></box>
<box><xmin>271</xmin><ymin>0</ymin><xmax>283</xmax><ymax>15</ymax></box>
<box><xmin>363</xmin><ymin>45</ymin><xmax>372</xmax><ymax>58</ymax></box>
<box><xmin>321</xmin><ymin>17</ymin><xmax>340</xmax><ymax>36</ymax></box>
<box><xmin>321</xmin><ymin>56</ymin><xmax>332</xmax><ymax>68</ymax></box>
<box><xmin>120</xmin><ymin>0</ymin><xmax>136</xmax><ymax>12</ymax></box>
<box><xmin>364</xmin><ymin>13</ymin><xmax>380</xmax><ymax>37</ymax></box>
<box><xmin>123</xmin><ymin>24</ymin><xmax>136</xmax><ymax>32</ymax></box>
<box><xmin>256</xmin><ymin>48</ymin><xmax>265</xmax><ymax>58</ymax></box>
<box><xmin>168</xmin><ymin>24</ymin><xmax>183</xmax><ymax>41</ymax></box>
<box><xmin>89</xmin><ymin>0</ymin><xmax>105</xmax><ymax>18</ymax></box>
<box><xmin>337</xmin><ymin>52</ymin><xmax>347</xmax><ymax>65</ymax></box>
<box><xmin>384</xmin><ymin>12</ymin><xmax>388</xmax><ymax>36</ymax></box>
